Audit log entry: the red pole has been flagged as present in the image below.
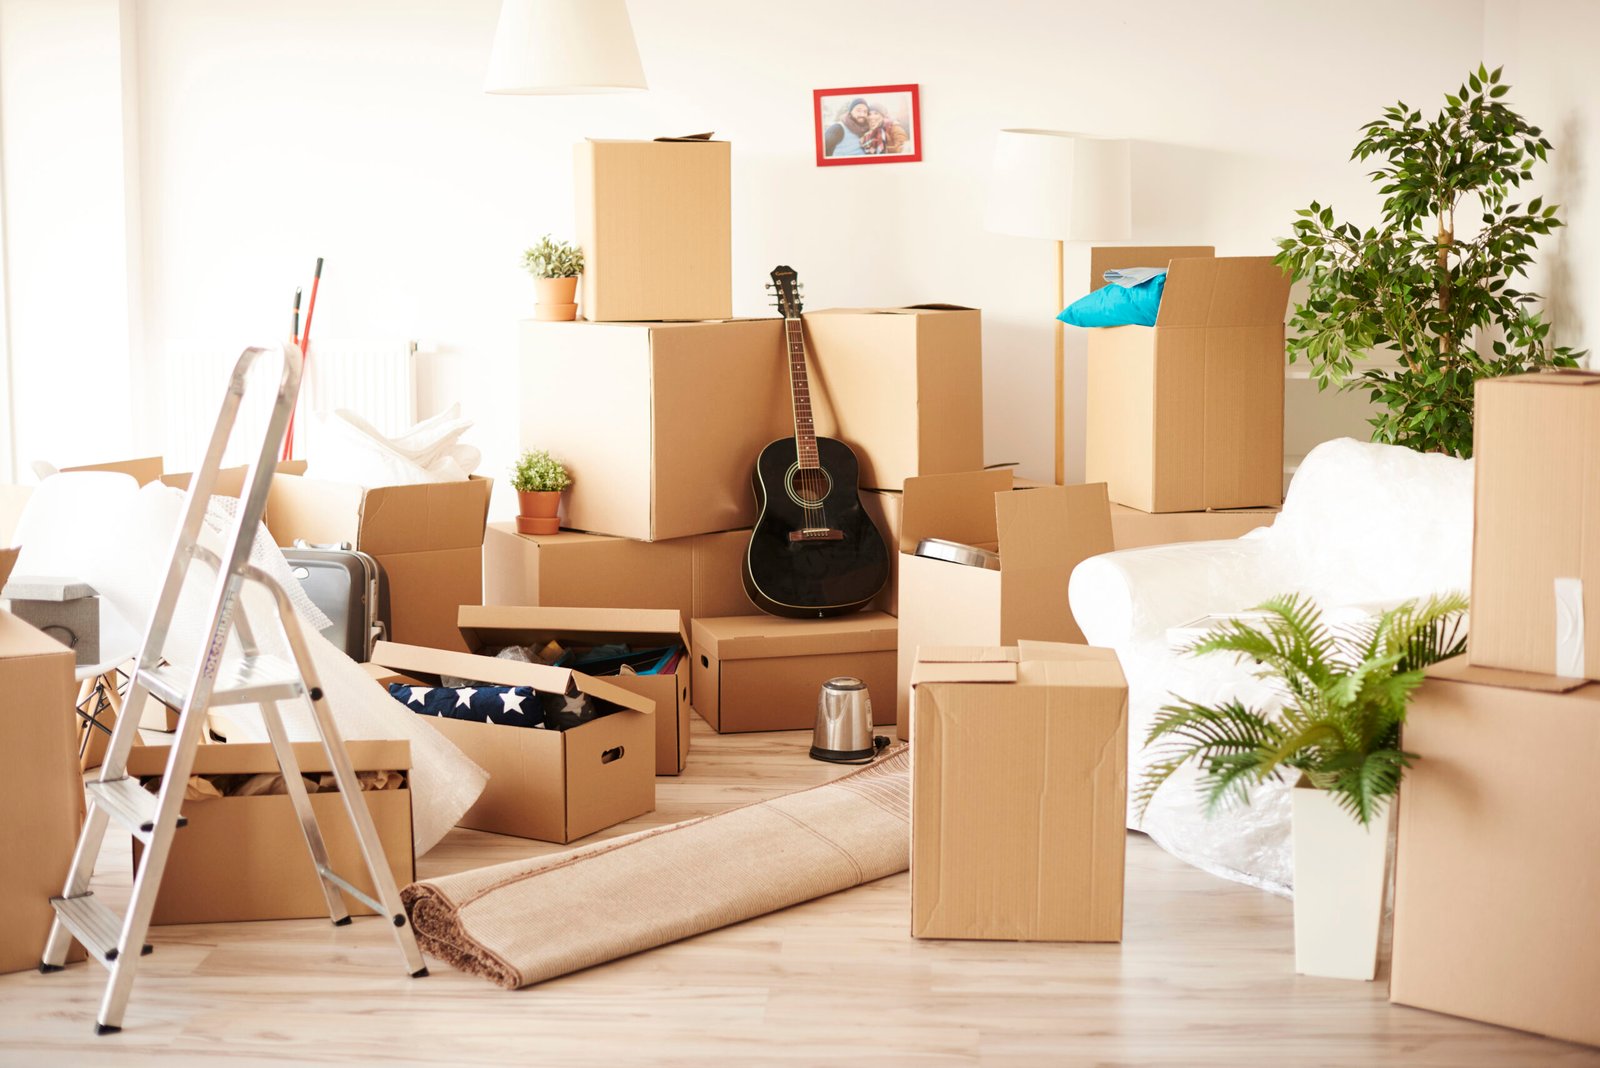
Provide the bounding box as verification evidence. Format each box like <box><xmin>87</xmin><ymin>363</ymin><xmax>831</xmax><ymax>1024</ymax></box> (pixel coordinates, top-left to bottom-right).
<box><xmin>282</xmin><ymin>257</ymin><xmax>323</xmax><ymax>461</ymax></box>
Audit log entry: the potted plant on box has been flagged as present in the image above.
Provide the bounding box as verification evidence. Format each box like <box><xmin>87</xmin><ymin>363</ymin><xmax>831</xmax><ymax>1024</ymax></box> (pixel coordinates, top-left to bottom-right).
<box><xmin>1137</xmin><ymin>592</ymin><xmax>1467</xmax><ymax>981</ymax></box>
<box><xmin>511</xmin><ymin>448</ymin><xmax>572</xmax><ymax>535</ymax></box>
<box><xmin>522</xmin><ymin>235</ymin><xmax>584</xmax><ymax>321</ymax></box>
<box><xmin>1276</xmin><ymin>65</ymin><xmax>1584</xmax><ymax>458</ymax></box>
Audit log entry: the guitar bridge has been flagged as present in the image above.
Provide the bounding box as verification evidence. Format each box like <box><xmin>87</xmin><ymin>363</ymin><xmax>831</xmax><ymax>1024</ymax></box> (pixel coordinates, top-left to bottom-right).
<box><xmin>789</xmin><ymin>527</ymin><xmax>846</xmax><ymax>543</ymax></box>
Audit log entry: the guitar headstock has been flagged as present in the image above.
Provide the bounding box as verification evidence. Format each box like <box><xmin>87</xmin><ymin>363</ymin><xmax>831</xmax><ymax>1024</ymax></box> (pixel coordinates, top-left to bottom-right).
<box><xmin>766</xmin><ymin>265</ymin><xmax>804</xmax><ymax>319</ymax></box>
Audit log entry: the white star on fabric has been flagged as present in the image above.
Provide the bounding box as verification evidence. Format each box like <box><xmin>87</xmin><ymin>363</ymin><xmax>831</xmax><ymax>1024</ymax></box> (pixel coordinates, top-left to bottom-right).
<box><xmin>499</xmin><ymin>690</ymin><xmax>526</xmax><ymax>715</ymax></box>
<box><xmin>407</xmin><ymin>686</ymin><xmax>430</xmax><ymax>706</ymax></box>
<box><xmin>560</xmin><ymin>693</ymin><xmax>587</xmax><ymax>716</ymax></box>
<box><xmin>455</xmin><ymin>687</ymin><xmax>477</xmax><ymax>709</ymax></box>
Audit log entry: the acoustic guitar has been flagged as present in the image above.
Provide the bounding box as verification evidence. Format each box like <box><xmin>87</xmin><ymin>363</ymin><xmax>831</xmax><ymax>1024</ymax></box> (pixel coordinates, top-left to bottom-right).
<box><xmin>742</xmin><ymin>266</ymin><xmax>890</xmax><ymax>618</ymax></box>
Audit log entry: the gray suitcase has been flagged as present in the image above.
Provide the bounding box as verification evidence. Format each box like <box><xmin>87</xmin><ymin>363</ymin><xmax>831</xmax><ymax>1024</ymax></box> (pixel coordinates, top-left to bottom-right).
<box><xmin>284</xmin><ymin>546</ymin><xmax>389</xmax><ymax>661</ymax></box>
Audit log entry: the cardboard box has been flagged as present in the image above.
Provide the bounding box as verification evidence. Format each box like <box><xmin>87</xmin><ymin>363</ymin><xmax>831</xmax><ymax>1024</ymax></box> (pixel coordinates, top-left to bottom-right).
<box><xmin>894</xmin><ymin>470</ymin><xmax>1114</xmax><ymax>737</ymax></box>
<box><xmin>0</xmin><ymin>610</ymin><xmax>82</xmax><ymax>973</ymax></box>
<box><xmin>61</xmin><ymin>456</ymin><xmax>165</xmax><ymax>484</ymax></box>
<box><xmin>126</xmin><ymin>739</ymin><xmax>414</xmax><ymax>925</ymax></box>
<box><xmin>483</xmin><ymin>522</ymin><xmax>756</xmax><ymax>624</ymax></box>
<box><xmin>1108</xmin><ymin>502</ymin><xmax>1278</xmax><ymax>550</ymax></box>
<box><xmin>519</xmin><ymin>318</ymin><xmax>791</xmax><ymax>541</ymax></box>
<box><xmin>368</xmin><ymin>639</ymin><xmax>655</xmax><ymax>843</ymax></box>
<box><xmin>910</xmin><ymin>642</ymin><xmax>1128</xmax><ymax>942</ymax></box>
<box><xmin>860</xmin><ymin>489</ymin><xmax>904</xmax><ymax>615</ymax></box>
<box><xmin>691</xmin><ymin>612</ymin><xmax>897</xmax><ymax>733</ymax></box>
<box><xmin>575</xmin><ymin>137</ymin><xmax>732</xmax><ymax>322</ymax></box>
<box><xmin>1084</xmin><ymin>247</ymin><xmax>1289</xmax><ymax>512</ymax></box>
<box><xmin>1469</xmin><ymin>370</ymin><xmax>1600</xmax><ymax>680</ymax></box>
<box><xmin>803</xmin><ymin>306</ymin><xmax>984</xmax><ymax>490</ymax></box>
<box><xmin>457</xmin><ymin>604</ymin><xmax>692</xmax><ymax>776</ymax></box>
<box><xmin>267</xmin><ymin>474</ymin><xmax>493</xmax><ymax>652</ymax></box>
<box><xmin>1390</xmin><ymin>657</ymin><xmax>1600</xmax><ymax>1047</ymax></box>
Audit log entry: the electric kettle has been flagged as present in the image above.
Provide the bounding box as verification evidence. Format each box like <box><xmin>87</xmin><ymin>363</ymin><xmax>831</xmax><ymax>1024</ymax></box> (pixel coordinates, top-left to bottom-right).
<box><xmin>810</xmin><ymin>676</ymin><xmax>880</xmax><ymax>764</ymax></box>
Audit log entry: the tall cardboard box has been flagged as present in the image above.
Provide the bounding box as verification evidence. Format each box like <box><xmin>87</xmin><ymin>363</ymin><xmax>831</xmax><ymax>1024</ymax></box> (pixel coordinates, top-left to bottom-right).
<box><xmin>483</xmin><ymin>523</ymin><xmax>756</xmax><ymax>623</ymax></box>
<box><xmin>1390</xmin><ymin>657</ymin><xmax>1600</xmax><ymax>1047</ymax></box>
<box><xmin>860</xmin><ymin>489</ymin><xmax>904</xmax><ymax>615</ymax></box>
<box><xmin>368</xmin><ymin>640</ymin><xmax>655</xmax><ymax>843</ymax></box>
<box><xmin>910</xmin><ymin>642</ymin><xmax>1128</xmax><ymax>942</ymax></box>
<box><xmin>575</xmin><ymin>137</ymin><xmax>732</xmax><ymax>322</ymax></box>
<box><xmin>691</xmin><ymin>612</ymin><xmax>897</xmax><ymax>733</ymax></box>
<box><xmin>126</xmin><ymin>739</ymin><xmax>414</xmax><ymax>925</ymax></box>
<box><xmin>0</xmin><ymin>610</ymin><xmax>82</xmax><ymax>974</ymax></box>
<box><xmin>803</xmin><ymin>306</ymin><xmax>984</xmax><ymax>490</ymax></box>
<box><xmin>1469</xmin><ymin>370</ymin><xmax>1600</xmax><ymax>680</ymax></box>
<box><xmin>519</xmin><ymin>319</ymin><xmax>791</xmax><ymax>541</ymax></box>
<box><xmin>1084</xmin><ymin>247</ymin><xmax>1289</xmax><ymax>512</ymax></box>
<box><xmin>266</xmin><ymin>474</ymin><xmax>493</xmax><ymax>652</ymax></box>
<box><xmin>1108</xmin><ymin>502</ymin><xmax>1278</xmax><ymax>550</ymax></box>
<box><xmin>894</xmin><ymin>470</ymin><xmax>1114</xmax><ymax>737</ymax></box>
<box><xmin>457</xmin><ymin>604</ymin><xmax>692</xmax><ymax>776</ymax></box>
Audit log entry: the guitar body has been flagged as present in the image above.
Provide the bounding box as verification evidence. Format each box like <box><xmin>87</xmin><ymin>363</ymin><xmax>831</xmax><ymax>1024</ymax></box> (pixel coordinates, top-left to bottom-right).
<box><xmin>743</xmin><ymin>436</ymin><xmax>890</xmax><ymax>618</ymax></box>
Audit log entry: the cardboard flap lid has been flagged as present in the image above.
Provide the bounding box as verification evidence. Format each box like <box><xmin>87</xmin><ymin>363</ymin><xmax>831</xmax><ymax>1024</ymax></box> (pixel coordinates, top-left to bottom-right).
<box><xmin>269</xmin><ymin>474</ymin><xmax>491</xmax><ymax>555</ymax></box>
<box><xmin>0</xmin><ymin>547</ymin><xmax>17</xmax><ymax>589</ymax></box>
<box><xmin>125</xmin><ymin>737</ymin><xmax>412</xmax><ymax>777</ymax></box>
<box><xmin>62</xmin><ymin>456</ymin><xmax>165</xmax><ymax>485</ymax></box>
<box><xmin>1155</xmin><ymin>256</ymin><xmax>1290</xmax><ymax>327</ymax></box>
<box><xmin>1487</xmin><ymin>369</ymin><xmax>1600</xmax><ymax>389</ymax></box>
<box><xmin>1427</xmin><ymin>654</ymin><xmax>1590</xmax><ymax>694</ymax></box>
<box><xmin>1089</xmin><ymin>246</ymin><xmax>1214</xmax><ymax>291</ymax></box>
<box><xmin>911</xmin><ymin>646</ymin><xmax>1019</xmax><ymax>685</ymax></box>
<box><xmin>694</xmin><ymin>612</ymin><xmax>898</xmax><ymax>660</ymax></box>
<box><xmin>1017</xmin><ymin>640</ymin><xmax>1127</xmax><ymax>689</ymax></box>
<box><xmin>899</xmin><ymin>468</ymin><xmax>1014</xmax><ymax>553</ymax></box>
<box><xmin>368</xmin><ymin>640</ymin><xmax>654</xmax><ymax>715</ymax></box>
<box><xmin>457</xmin><ymin>604</ymin><xmax>689</xmax><ymax>650</ymax></box>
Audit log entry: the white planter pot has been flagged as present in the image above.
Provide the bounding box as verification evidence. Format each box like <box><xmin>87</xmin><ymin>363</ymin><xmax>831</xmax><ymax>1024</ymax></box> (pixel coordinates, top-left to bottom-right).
<box><xmin>1291</xmin><ymin>784</ymin><xmax>1393</xmax><ymax>980</ymax></box>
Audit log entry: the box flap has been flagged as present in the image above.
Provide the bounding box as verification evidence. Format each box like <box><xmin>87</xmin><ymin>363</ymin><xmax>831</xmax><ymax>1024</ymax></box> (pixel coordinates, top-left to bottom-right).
<box><xmin>368</xmin><ymin>641</ymin><xmax>653</xmax><ymax>715</ymax></box>
<box><xmin>457</xmin><ymin>604</ymin><xmax>689</xmax><ymax>653</ymax></box>
<box><xmin>692</xmin><ymin>612</ymin><xmax>897</xmax><ymax>660</ymax></box>
<box><xmin>916</xmin><ymin>645</ymin><xmax>1020</xmax><ymax>664</ymax></box>
<box><xmin>268</xmin><ymin>475</ymin><xmax>492</xmax><ymax>555</ymax></box>
<box><xmin>911</xmin><ymin>660</ymin><xmax>1019</xmax><ymax>685</ymax></box>
<box><xmin>1088</xmin><ymin>246</ymin><xmax>1214</xmax><ymax>291</ymax></box>
<box><xmin>1490</xmin><ymin>369</ymin><xmax>1600</xmax><ymax>388</ymax></box>
<box><xmin>1018</xmin><ymin>642</ymin><xmax>1127</xmax><ymax>690</ymax></box>
<box><xmin>0</xmin><ymin>547</ymin><xmax>16</xmax><ymax>589</ymax></box>
<box><xmin>1155</xmin><ymin>256</ymin><xmax>1291</xmax><ymax>328</ymax></box>
<box><xmin>125</xmin><ymin>737</ymin><xmax>412</xmax><ymax>777</ymax></box>
<box><xmin>995</xmin><ymin>482</ymin><xmax>1113</xmax><ymax>645</ymax></box>
<box><xmin>62</xmin><ymin>456</ymin><xmax>165</xmax><ymax>485</ymax></box>
<box><xmin>899</xmin><ymin>468</ymin><xmax>1013</xmax><ymax>553</ymax></box>
<box><xmin>1427</xmin><ymin>654</ymin><xmax>1590</xmax><ymax>694</ymax></box>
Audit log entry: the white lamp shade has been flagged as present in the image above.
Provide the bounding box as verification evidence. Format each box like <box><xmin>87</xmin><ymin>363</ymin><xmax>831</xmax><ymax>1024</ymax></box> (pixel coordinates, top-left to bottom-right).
<box><xmin>483</xmin><ymin>0</ymin><xmax>647</xmax><ymax>94</ymax></box>
<box><xmin>985</xmin><ymin>129</ymin><xmax>1131</xmax><ymax>242</ymax></box>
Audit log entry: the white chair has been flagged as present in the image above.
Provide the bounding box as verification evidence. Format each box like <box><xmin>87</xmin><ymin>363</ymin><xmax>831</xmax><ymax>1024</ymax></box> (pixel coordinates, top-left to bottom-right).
<box><xmin>1068</xmin><ymin>437</ymin><xmax>1474</xmax><ymax>893</ymax></box>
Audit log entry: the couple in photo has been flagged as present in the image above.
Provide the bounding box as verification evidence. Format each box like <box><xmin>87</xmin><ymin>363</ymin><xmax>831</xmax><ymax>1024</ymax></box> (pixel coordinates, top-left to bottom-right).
<box><xmin>823</xmin><ymin>97</ymin><xmax>909</xmax><ymax>158</ymax></box>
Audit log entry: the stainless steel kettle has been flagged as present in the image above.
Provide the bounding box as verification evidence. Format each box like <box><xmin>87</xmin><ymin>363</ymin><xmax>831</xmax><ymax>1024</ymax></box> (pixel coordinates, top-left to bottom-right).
<box><xmin>810</xmin><ymin>676</ymin><xmax>879</xmax><ymax>763</ymax></box>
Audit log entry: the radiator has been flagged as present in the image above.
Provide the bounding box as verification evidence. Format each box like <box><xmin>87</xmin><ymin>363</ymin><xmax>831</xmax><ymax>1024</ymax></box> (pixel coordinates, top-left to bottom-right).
<box><xmin>159</xmin><ymin>339</ymin><xmax>416</xmax><ymax>469</ymax></box>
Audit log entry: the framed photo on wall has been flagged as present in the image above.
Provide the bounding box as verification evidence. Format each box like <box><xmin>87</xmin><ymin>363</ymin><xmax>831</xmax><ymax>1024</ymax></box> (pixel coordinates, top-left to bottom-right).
<box><xmin>813</xmin><ymin>84</ymin><xmax>921</xmax><ymax>166</ymax></box>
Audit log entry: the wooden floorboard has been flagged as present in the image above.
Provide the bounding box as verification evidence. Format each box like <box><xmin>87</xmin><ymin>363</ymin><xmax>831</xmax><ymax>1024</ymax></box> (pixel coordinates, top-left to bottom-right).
<box><xmin>1</xmin><ymin>717</ymin><xmax>1595</xmax><ymax>1067</ymax></box>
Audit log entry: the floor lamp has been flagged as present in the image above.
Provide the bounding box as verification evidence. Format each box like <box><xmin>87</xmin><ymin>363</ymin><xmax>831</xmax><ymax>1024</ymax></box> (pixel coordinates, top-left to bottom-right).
<box><xmin>986</xmin><ymin>131</ymin><xmax>1131</xmax><ymax>485</ymax></box>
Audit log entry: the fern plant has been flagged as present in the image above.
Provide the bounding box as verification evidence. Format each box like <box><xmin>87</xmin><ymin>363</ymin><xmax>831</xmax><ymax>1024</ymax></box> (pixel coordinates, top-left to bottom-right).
<box><xmin>510</xmin><ymin>448</ymin><xmax>572</xmax><ymax>493</ymax></box>
<box><xmin>522</xmin><ymin>235</ymin><xmax>584</xmax><ymax>280</ymax></box>
<box><xmin>1137</xmin><ymin>592</ymin><xmax>1468</xmax><ymax>827</ymax></box>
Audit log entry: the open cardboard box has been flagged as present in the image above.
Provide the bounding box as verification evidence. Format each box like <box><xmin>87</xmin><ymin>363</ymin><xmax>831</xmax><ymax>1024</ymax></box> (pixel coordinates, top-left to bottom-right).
<box><xmin>367</xmin><ymin>639</ymin><xmax>655</xmax><ymax>843</ymax></box>
<box><xmin>457</xmin><ymin>604</ymin><xmax>691</xmax><ymax>776</ymax></box>
<box><xmin>125</xmin><ymin>736</ymin><xmax>414</xmax><ymax>925</ymax></box>
<box><xmin>1108</xmin><ymin>502</ymin><xmax>1278</xmax><ymax>550</ymax></box>
<box><xmin>1084</xmin><ymin>246</ymin><xmax>1289</xmax><ymax>513</ymax></box>
<box><xmin>803</xmin><ymin>305</ymin><xmax>985</xmax><ymax>491</ymax></box>
<box><xmin>894</xmin><ymin>469</ymin><xmax>1114</xmax><ymax>737</ymax></box>
<box><xmin>910</xmin><ymin>642</ymin><xmax>1128</xmax><ymax>942</ymax></box>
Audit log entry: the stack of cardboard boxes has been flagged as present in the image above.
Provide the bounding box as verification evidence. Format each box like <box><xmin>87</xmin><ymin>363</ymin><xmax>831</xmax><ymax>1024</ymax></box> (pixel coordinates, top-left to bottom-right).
<box><xmin>1083</xmin><ymin>246</ymin><xmax>1289</xmax><ymax>547</ymax></box>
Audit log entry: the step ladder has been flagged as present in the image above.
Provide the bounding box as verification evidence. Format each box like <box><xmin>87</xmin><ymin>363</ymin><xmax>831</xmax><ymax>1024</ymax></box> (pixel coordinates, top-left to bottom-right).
<box><xmin>40</xmin><ymin>342</ymin><xmax>426</xmax><ymax>1034</ymax></box>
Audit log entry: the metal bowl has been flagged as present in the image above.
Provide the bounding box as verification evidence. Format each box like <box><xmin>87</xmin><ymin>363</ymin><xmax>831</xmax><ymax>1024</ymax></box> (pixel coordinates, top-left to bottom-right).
<box><xmin>914</xmin><ymin>538</ymin><xmax>1001</xmax><ymax>570</ymax></box>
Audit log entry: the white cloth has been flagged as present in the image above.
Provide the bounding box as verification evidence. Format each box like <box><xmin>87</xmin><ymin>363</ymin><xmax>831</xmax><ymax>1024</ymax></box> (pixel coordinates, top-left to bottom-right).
<box><xmin>303</xmin><ymin>405</ymin><xmax>481</xmax><ymax>488</ymax></box>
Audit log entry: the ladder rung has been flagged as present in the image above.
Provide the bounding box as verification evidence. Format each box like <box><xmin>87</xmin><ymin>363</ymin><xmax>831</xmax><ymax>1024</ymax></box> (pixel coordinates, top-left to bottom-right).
<box><xmin>50</xmin><ymin>894</ymin><xmax>124</xmax><ymax>967</ymax></box>
<box><xmin>142</xmin><ymin>655</ymin><xmax>305</xmax><ymax>710</ymax></box>
<box><xmin>85</xmin><ymin>778</ymin><xmax>186</xmax><ymax>844</ymax></box>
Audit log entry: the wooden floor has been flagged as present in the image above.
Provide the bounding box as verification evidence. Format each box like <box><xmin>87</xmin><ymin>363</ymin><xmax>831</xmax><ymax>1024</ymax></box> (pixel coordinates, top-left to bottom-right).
<box><xmin>1</xmin><ymin>718</ymin><xmax>1595</xmax><ymax>1068</ymax></box>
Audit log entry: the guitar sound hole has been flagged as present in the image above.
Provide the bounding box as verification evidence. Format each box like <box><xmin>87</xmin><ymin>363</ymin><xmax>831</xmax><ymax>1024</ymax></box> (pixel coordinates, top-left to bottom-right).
<box><xmin>786</xmin><ymin>465</ymin><xmax>832</xmax><ymax>507</ymax></box>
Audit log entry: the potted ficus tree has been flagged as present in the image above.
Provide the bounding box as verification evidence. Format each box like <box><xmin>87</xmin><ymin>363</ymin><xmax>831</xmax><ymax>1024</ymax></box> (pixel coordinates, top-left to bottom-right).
<box><xmin>1137</xmin><ymin>592</ymin><xmax>1467</xmax><ymax>981</ymax></box>
<box><xmin>511</xmin><ymin>448</ymin><xmax>572</xmax><ymax>535</ymax></box>
<box><xmin>522</xmin><ymin>235</ymin><xmax>584</xmax><ymax>321</ymax></box>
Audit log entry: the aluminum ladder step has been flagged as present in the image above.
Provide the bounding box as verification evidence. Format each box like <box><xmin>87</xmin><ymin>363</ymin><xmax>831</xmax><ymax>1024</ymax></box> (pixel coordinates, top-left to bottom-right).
<box><xmin>49</xmin><ymin>895</ymin><xmax>125</xmax><ymax>968</ymax></box>
<box><xmin>84</xmin><ymin>778</ymin><xmax>186</xmax><ymax>844</ymax></box>
<box><xmin>141</xmin><ymin>654</ymin><xmax>305</xmax><ymax>709</ymax></box>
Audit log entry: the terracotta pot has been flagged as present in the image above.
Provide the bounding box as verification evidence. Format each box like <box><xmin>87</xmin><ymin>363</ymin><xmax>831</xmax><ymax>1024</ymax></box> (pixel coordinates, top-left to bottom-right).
<box><xmin>1291</xmin><ymin>783</ymin><xmax>1394</xmax><ymax>980</ymax></box>
<box><xmin>534</xmin><ymin>276</ymin><xmax>579</xmax><ymax>321</ymax></box>
<box><xmin>516</xmin><ymin>489</ymin><xmax>562</xmax><ymax>535</ymax></box>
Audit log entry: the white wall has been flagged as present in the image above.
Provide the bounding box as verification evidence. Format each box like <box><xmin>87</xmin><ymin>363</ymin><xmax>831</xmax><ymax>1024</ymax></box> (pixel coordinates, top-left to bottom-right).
<box><xmin>10</xmin><ymin>0</ymin><xmax>1574</xmax><ymax>493</ymax></box>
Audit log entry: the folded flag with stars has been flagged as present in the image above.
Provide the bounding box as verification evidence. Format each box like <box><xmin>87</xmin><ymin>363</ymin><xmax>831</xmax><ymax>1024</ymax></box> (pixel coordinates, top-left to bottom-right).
<box><xmin>388</xmin><ymin>683</ymin><xmax>549</xmax><ymax>729</ymax></box>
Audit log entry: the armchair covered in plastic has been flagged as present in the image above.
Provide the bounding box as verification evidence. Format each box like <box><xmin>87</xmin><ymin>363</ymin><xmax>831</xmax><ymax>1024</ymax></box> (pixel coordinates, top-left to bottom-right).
<box><xmin>1067</xmin><ymin>438</ymin><xmax>1474</xmax><ymax>894</ymax></box>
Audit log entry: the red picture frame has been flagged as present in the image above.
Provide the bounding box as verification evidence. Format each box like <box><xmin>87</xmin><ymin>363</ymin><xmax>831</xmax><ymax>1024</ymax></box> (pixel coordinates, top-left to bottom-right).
<box><xmin>813</xmin><ymin>84</ymin><xmax>922</xmax><ymax>167</ymax></box>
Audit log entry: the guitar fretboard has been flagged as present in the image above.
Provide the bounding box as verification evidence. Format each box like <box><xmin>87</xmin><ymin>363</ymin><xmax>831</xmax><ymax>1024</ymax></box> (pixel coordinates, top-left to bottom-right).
<box><xmin>785</xmin><ymin>317</ymin><xmax>819</xmax><ymax>470</ymax></box>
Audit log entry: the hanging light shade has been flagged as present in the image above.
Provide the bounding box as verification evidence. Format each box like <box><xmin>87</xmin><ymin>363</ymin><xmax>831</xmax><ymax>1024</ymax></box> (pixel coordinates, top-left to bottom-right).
<box><xmin>483</xmin><ymin>0</ymin><xmax>647</xmax><ymax>95</ymax></box>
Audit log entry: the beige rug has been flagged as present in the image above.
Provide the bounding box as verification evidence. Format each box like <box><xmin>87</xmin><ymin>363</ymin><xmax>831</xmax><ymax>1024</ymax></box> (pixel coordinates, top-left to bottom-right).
<box><xmin>401</xmin><ymin>746</ymin><xmax>909</xmax><ymax>989</ymax></box>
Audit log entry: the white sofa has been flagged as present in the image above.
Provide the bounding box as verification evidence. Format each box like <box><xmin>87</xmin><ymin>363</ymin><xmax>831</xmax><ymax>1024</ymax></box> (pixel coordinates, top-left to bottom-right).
<box><xmin>1068</xmin><ymin>438</ymin><xmax>1474</xmax><ymax>894</ymax></box>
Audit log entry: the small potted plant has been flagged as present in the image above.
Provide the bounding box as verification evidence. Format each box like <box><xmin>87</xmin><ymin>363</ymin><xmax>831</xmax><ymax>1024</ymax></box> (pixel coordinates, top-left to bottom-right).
<box><xmin>522</xmin><ymin>235</ymin><xmax>584</xmax><ymax>321</ymax></box>
<box><xmin>510</xmin><ymin>448</ymin><xmax>573</xmax><ymax>535</ymax></box>
<box><xmin>1137</xmin><ymin>592</ymin><xmax>1467</xmax><ymax>981</ymax></box>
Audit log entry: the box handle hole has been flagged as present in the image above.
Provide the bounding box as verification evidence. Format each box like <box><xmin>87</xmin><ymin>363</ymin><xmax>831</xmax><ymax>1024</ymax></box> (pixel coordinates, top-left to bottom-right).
<box><xmin>700</xmin><ymin>655</ymin><xmax>709</xmax><ymax>668</ymax></box>
<box><xmin>601</xmin><ymin>746</ymin><xmax>624</xmax><ymax>765</ymax></box>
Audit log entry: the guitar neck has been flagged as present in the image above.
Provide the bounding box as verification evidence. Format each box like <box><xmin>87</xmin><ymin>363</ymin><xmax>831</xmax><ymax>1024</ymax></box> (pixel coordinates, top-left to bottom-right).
<box><xmin>785</xmin><ymin>315</ymin><xmax>820</xmax><ymax>470</ymax></box>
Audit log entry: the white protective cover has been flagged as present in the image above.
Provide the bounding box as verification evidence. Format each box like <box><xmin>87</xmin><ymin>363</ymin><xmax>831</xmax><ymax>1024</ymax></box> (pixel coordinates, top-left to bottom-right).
<box><xmin>1068</xmin><ymin>438</ymin><xmax>1474</xmax><ymax>894</ymax></box>
<box><xmin>302</xmin><ymin>404</ymin><xmax>482</xmax><ymax>488</ymax></box>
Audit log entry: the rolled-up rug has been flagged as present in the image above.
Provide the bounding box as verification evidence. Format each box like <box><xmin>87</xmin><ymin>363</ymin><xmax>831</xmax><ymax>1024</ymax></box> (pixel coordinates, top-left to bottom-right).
<box><xmin>402</xmin><ymin>746</ymin><xmax>909</xmax><ymax>989</ymax></box>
